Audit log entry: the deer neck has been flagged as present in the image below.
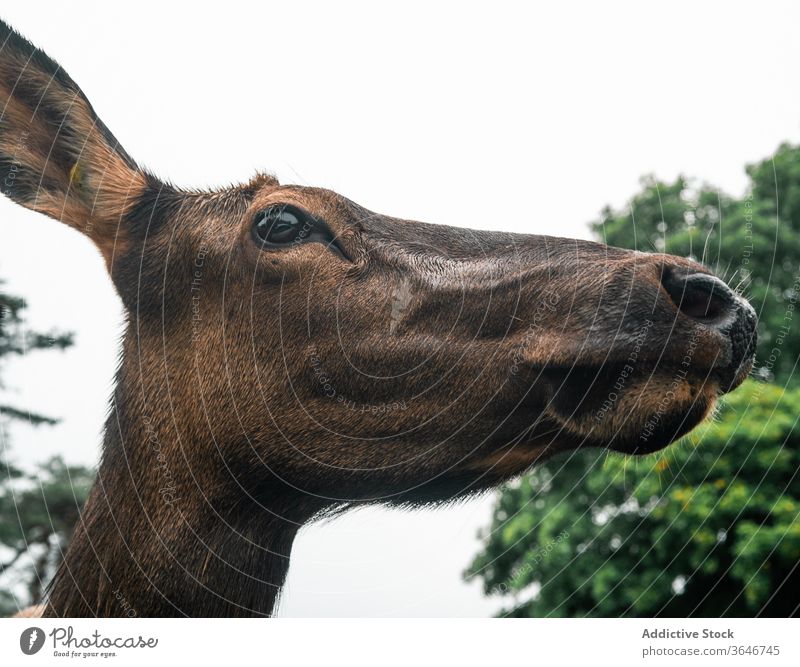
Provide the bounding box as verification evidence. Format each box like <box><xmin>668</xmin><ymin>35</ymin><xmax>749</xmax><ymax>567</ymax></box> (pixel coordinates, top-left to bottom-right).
<box><xmin>45</xmin><ymin>371</ymin><xmax>318</xmax><ymax>618</ymax></box>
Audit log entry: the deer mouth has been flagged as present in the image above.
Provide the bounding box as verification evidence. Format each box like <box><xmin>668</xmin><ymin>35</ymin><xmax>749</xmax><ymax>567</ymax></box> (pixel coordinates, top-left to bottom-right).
<box><xmin>531</xmin><ymin>357</ymin><xmax>746</xmax><ymax>456</ymax></box>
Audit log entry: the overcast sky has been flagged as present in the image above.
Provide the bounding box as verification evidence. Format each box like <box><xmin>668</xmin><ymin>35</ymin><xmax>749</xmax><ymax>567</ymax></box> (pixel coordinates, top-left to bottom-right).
<box><xmin>1</xmin><ymin>1</ymin><xmax>799</xmax><ymax>616</ymax></box>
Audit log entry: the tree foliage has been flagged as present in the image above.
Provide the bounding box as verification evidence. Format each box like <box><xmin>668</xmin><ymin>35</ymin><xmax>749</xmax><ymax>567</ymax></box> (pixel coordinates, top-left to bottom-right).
<box><xmin>0</xmin><ymin>457</ymin><xmax>94</xmax><ymax>614</ymax></box>
<box><xmin>1</xmin><ymin>282</ymin><xmax>72</xmax><ymax>425</ymax></box>
<box><xmin>0</xmin><ymin>277</ymin><xmax>92</xmax><ymax>615</ymax></box>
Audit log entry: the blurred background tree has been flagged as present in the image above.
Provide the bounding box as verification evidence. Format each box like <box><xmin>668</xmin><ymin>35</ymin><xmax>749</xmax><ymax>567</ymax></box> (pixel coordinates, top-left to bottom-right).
<box><xmin>0</xmin><ymin>278</ymin><xmax>93</xmax><ymax>615</ymax></box>
<box><xmin>467</xmin><ymin>142</ymin><xmax>800</xmax><ymax>617</ymax></box>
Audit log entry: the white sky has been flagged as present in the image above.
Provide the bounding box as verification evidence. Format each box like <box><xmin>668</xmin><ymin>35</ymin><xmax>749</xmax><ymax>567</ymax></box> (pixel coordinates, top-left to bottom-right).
<box><xmin>1</xmin><ymin>1</ymin><xmax>799</xmax><ymax>617</ymax></box>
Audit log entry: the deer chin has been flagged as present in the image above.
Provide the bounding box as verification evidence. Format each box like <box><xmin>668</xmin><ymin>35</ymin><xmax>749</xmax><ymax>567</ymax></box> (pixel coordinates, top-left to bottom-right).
<box><xmin>537</xmin><ymin>367</ymin><xmax>721</xmax><ymax>456</ymax></box>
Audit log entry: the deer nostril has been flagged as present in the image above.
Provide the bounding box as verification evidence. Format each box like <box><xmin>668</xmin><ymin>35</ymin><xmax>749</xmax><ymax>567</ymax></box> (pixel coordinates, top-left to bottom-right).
<box><xmin>661</xmin><ymin>270</ymin><xmax>737</xmax><ymax>327</ymax></box>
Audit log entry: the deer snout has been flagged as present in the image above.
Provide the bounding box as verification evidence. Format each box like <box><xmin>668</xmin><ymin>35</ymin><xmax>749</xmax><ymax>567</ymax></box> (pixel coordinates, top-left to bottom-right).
<box><xmin>661</xmin><ymin>269</ymin><xmax>757</xmax><ymax>391</ymax></box>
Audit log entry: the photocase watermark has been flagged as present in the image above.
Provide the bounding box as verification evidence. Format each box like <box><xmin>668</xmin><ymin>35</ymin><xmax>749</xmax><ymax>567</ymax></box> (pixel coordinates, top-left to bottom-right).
<box><xmin>740</xmin><ymin>194</ymin><xmax>754</xmax><ymax>271</ymax></box>
<box><xmin>113</xmin><ymin>587</ymin><xmax>137</xmax><ymax>617</ymax></box>
<box><xmin>19</xmin><ymin>627</ymin><xmax>45</xmax><ymax>655</ymax></box>
<box><xmin>190</xmin><ymin>242</ymin><xmax>210</xmax><ymax>344</ymax></box>
<box><xmin>595</xmin><ymin>319</ymin><xmax>654</xmax><ymax>421</ymax></box>
<box><xmin>755</xmin><ymin>267</ymin><xmax>799</xmax><ymax>384</ymax></box>
<box><xmin>20</xmin><ymin>625</ymin><xmax>157</xmax><ymax>658</ymax></box>
<box><xmin>509</xmin><ymin>290</ymin><xmax>560</xmax><ymax>376</ymax></box>
<box><xmin>143</xmin><ymin>414</ymin><xmax>181</xmax><ymax>506</ymax></box>
<box><xmin>489</xmin><ymin>530</ymin><xmax>569</xmax><ymax>596</ymax></box>
<box><xmin>291</xmin><ymin>215</ymin><xmax>314</xmax><ymax>247</ymax></box>
<box><xmin>639</xmin><ymin>327</ymin><xmax>702</xmax><ymax>444</ymax></box>
<box><xmin>306</xmin><ymin>345</ymin><xmax>408</xmax><ymax>414</ymax></box>
<box><xmin>2</xmin><ymin>130</ymin><xmax>30</xmax><ymax>197</ymax></box>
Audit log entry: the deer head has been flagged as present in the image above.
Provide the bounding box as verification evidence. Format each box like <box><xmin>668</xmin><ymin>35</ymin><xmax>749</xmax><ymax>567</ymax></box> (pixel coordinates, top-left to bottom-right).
<box><xmin>0</xmin><ymin>20</ymin><xmax>756</xmax><ymax>617</ymax></box>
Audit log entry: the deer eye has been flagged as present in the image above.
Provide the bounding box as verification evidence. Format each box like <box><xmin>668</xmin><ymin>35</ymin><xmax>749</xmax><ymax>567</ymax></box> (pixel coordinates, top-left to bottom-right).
<box><xmin>253</xmin><ymin>205</ymin><xmax>312</xmax><ymax>246</ymax></box>
<box><xmin>251</xmin><ymin>204</ymin><xmax>351</xmax><ymax>261</ymax></box>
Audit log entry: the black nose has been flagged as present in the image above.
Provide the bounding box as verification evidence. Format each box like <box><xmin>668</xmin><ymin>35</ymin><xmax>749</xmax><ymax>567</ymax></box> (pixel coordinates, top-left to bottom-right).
<box><xmin>661</xmin><ymin>269</ymin><xmax>757</xmax><ymax>390</ymax></box>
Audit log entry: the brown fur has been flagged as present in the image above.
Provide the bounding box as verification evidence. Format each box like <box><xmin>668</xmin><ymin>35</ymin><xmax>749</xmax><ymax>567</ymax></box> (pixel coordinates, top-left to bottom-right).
<box><xmin>0</xmin><ymin>20</ymin><xmax>756</xmax><ymax>617</ymax></box>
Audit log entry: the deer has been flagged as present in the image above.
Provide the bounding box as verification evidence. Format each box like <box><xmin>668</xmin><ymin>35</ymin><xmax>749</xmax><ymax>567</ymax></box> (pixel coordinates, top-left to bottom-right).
<box><xmin>0</xmin><ymin>18</ymin><xmax>757</xmax><ymax>618</ymax></box>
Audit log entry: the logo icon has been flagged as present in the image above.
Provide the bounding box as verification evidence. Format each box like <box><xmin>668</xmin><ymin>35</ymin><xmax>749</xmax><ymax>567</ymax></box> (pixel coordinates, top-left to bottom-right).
<box><xmin>20</xmin><ymin>627</ymin><xmax>45</xmax><ymax>655</ymax></box>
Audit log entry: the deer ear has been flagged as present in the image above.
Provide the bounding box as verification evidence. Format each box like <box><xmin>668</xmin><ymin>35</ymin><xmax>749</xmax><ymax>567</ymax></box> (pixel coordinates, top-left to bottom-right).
<box><xmin>0</xmin><ymin>20</ymin><xmax>149</xmax><ymax>263</ymax></box>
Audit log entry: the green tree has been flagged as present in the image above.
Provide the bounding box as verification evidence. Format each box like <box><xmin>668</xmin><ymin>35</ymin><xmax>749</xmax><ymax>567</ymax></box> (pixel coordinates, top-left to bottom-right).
<box><xmin>592</xmin><ymin>143</ymin><xmax>800</xmax><ymax>384</ymax></box>
<box><xmin>1</xmin><ymin>282</ymin><xmax>72</xmax><ymax>424</ymax></box>
<box><xmin>466</xmin><ymin>381</ymin><xmax>800</xmax><ymax>616</ymax></box>
<box><xmin>0</xmin><ymin>278</ymin><xmax>93</xmax><ymax>615</ymax></box>
<box><xmin>0</xmin><ymin>457</ymin><xmax>94</xmax><ymax>614</ymax></box>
